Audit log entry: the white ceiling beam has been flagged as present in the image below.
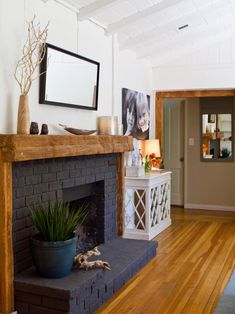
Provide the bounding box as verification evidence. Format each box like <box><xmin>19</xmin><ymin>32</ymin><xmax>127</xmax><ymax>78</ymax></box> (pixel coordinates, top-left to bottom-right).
<box><xmin>150</xmin><ymin>25</ymin><xmax>235</xmax><ymax>67</ymax></box>
<box><xmin>77</xmin><ymin>0</ymin><xmax>120</xmax><ymax>21</ymax></box>
<box><xmin>139</xmin><ymin>15</ymin><xmax>235</xmax><ymax>65</ymax></box>
<box><xmin>135</xmin><ymin>0</ymin><xmax>235</xmax><ymax>59</ymax></box>
<box><xmin>119</xmin><ymin>0</ymin><xmax>228</xmax><ymax>50</ymax></box>
<box><xmin>105</xmin><ymin>0</ymin><xmax>185</xmax><ymax>36</ymax></box>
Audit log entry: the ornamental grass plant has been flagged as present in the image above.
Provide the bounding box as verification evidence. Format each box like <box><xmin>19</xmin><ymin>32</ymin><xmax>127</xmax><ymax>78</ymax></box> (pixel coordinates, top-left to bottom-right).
<box><xmin>30</xmin><ymin>200</ymin><xmax>87</xmax><ymax>242</ymax></box>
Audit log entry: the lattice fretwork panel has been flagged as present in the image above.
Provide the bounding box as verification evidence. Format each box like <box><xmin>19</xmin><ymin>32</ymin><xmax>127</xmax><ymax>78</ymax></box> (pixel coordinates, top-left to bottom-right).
<box><xmin>150</xmin><ymin>182</ymin><xmax>170</xmax><ymax>228</ymax></box>
<box><xmin>125</xmin><ymin>188</ymin><xmax>146</xmax><ymax>230</ymax></box>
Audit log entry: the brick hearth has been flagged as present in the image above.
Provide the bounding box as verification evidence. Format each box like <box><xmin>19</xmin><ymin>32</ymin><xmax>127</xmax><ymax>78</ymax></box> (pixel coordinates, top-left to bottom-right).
<box><xmin>15</xmin><ymin>238</ymin><xmax>156</xmax><ymax>314</ymax></box>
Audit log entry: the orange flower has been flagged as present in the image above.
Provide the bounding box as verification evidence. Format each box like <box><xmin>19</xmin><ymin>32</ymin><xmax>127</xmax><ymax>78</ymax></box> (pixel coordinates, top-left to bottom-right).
<box><xmin>202</xmin><ymin>144</ymin><xmax>207</xmax><ymax>153</ymax></box>
<box><xmin>151</xmin><ymin>159</ymin><xmax>158</xmax><ymax>167</ymax></box>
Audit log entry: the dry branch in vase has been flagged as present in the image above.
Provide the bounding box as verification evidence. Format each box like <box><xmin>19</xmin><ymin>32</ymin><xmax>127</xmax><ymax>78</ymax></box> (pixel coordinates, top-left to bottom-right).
<box><xmin>14</xmin><ymin>16</ymin><xmax>49</xmax><ymax>95</ymax></box>
<box><xmin>74</xmin><ymin>247</ymin><xmax>111</xmax><ymax>271</ymax></box>
<box><xmin>14</xmin><ymin>16</ymin><xmax>49</xmax><ymax>134</ymax></box>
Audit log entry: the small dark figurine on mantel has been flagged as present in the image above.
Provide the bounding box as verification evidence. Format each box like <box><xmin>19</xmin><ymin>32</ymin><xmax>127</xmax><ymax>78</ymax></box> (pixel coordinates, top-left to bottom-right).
<box><xmin>41</xmin><ymin>124</ymin><xmax>49</xmax><ymax>135</ymax></box>
<box><xmin>30</xmin><ymin>122</ymin><xmax>39</xmax><ymax>135</ymax></box>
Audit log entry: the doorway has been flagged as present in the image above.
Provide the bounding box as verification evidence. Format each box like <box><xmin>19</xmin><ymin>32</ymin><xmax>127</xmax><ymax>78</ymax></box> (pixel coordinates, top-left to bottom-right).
<box><xmin>156</xmin><ymin>89</ymin><xmax>235</xmax><ymax>208</ymax></box>
<box><xmin>163</xmin><ymin>99</ymin><xmax>185</xmax><ymax>206</ymax></box>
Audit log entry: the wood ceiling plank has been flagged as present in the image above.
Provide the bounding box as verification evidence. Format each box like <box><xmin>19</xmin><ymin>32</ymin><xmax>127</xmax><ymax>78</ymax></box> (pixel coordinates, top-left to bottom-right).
<box><xmin>119</xmin><ymin>0</ymin><xmax>226</xmax><ymax>50</ymax></box>
<box><xmin>77</xmin><ymin>0</ymin><xmax>120</xmax><ymax>21</ymax></box>
<box><xmin>105</xmin><ymin>0</ymin><xmax>185</xmax><ymax>35</ymax></box>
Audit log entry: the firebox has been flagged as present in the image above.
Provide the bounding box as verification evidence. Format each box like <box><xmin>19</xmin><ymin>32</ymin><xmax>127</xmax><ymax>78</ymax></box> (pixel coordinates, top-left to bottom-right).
<box><xmin>63</xmin><ymin>181</ymin><xmax>105</xmax><ymax>251</ymax></box>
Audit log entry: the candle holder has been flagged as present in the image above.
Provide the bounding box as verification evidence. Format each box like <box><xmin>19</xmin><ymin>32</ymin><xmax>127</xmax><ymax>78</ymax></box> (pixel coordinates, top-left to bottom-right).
<box><xmin>97</xmin><ymin>116</ymin><xmax>118</xmax><ymax>135</ymax></box>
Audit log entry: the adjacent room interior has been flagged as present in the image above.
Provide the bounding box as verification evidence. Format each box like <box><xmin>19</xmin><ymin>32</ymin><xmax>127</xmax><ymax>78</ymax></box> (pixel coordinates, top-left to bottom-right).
<box><xmin>0</xmin><ymin>1</ymin><xmax>235</xmax><ymax>314</ymax></box>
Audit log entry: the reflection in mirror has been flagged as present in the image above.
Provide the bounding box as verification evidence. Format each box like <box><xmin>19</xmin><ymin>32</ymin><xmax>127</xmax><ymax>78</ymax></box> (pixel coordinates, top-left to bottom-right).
<box><xmin>202</xmin><ymin>114</ymin><xmax>232</xmax><ymax>160</ymax></box>
<box><xmin>39</xmin><ymin>43</ymin><xmax>100</xmax><ymax>110</ymax></box>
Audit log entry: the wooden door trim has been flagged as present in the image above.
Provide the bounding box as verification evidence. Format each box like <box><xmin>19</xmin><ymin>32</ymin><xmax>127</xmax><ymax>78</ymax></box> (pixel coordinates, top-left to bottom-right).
<box><xmin>155</xmin><ymin>89</ymin><xmax>235</xmax><ymax>149</ymax></box>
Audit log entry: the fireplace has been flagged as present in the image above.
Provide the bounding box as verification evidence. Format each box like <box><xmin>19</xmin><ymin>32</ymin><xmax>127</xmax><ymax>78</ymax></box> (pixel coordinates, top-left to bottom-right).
<box><xmin>12</xmin><ymin>154</ymin><xmax>118</xmax><ymax>275</ymax></box>
<box><xmin>64</xmin><ymin>181</ymin><xmax>105</xmax><ymax>251</ymax></box>
<box><xmin>0</xmin><ymin>135</ymin><xmax>157</xmax><ymax>314</ymax></box>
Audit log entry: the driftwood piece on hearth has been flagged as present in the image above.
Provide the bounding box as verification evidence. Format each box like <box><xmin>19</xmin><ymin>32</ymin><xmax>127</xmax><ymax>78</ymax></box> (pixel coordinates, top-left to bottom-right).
<box><xmin>74</xmin><ymin>247</ymin><xmax>111</xmax><ymax>271</ymax></box>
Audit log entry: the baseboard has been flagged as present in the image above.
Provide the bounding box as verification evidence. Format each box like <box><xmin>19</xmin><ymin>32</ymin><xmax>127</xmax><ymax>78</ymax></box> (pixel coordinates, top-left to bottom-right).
<box><xmin>184</xmin><ymin>203</ymin><xmax>235</xmax><ymax>212</ymax></box>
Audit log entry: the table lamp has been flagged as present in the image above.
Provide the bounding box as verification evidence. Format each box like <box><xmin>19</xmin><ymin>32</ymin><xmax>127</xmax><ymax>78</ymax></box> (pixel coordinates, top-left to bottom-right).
<box><xmin>141</xmin><ymin>139</ymin><xmax>162</xmax><ymax>169</ymax></box>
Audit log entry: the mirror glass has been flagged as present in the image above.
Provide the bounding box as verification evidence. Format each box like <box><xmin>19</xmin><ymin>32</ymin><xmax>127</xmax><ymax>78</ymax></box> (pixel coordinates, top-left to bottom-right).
<box><xmin>202</xmin><ymin>113</ymin><xmax>232</xmax><ymax>160</ymax></box>
<box><xmin>40</xmin><ymin>44</ymin><xmax>100</xmax><ymax>110</ymax></box>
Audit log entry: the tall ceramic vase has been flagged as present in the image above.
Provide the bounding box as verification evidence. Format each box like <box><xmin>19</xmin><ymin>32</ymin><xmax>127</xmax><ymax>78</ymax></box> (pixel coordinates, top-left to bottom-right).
<box><xmin>17</xmin><ymin>94</ymin><xmax>30</xmax><ymax>134</ymax></box>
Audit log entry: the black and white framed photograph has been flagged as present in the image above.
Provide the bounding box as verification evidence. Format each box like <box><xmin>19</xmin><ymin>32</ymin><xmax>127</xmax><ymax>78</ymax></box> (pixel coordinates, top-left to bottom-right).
<box><xmin>122</xmin><ymin>88</ymin><xmax>150</xmax><ymax>140</ymax></box>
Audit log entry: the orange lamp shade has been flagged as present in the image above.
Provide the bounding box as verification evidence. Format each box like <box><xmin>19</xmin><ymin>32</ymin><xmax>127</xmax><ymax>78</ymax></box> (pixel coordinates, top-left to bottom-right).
<box><xmin>141</xmin><ymin>139</ymin><xmax>161</xmax><ymax>158</ymax></box>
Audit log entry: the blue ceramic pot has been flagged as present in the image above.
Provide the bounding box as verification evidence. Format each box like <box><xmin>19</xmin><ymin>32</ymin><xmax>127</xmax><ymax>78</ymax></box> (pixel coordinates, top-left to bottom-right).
<box><xmin>31</xmin><ymin>234</ymin><xmax>77</xmax><ymax>278</ymax></box>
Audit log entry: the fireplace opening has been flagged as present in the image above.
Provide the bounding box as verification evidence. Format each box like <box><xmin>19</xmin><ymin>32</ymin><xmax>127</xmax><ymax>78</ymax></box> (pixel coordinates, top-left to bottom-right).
<box><xmin>63</xmin><ymin>181</ymin><xmax>104</xmax><ymax>253</ymax></box>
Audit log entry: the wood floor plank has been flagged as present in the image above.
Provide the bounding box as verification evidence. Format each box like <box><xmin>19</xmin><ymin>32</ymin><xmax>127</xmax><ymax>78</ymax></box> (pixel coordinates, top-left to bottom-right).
<box><xmin>97</xmin><ymin>207</ymin><xmax>235</xmax><ymax>314</ymax></box>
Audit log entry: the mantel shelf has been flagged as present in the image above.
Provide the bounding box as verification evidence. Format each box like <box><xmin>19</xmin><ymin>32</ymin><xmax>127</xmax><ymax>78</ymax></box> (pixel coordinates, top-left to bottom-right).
<box><xmin>0</xmin><ymin>134</ymin><xmax>133</xmax><ymax>162</ymax></box>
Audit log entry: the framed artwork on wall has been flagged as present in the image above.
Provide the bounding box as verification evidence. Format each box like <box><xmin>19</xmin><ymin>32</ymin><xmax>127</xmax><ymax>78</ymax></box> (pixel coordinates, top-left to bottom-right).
<box><xmin>122</xmin><ymin>88</ymin><xmax>150</xmax><ymax>140</ymax></box>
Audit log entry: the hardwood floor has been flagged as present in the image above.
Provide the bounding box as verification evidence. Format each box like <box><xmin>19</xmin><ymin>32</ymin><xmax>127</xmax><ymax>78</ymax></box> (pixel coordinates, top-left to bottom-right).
<box><xmin>97</xmin><ymin>207</ymin><xmax>235</xmax><ymax>314</ymax></box>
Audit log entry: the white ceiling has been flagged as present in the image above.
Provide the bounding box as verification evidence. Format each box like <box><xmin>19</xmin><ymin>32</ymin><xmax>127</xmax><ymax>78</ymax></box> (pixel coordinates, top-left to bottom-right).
<box><xmin>59</xmin><ymin>0</ymin><xmax>235</xmax><ymax>66</ymax></box>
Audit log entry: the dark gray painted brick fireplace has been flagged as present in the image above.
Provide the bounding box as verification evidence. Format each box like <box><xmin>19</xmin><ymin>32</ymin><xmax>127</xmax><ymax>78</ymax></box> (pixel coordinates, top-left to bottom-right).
<box><xmin>13</xmin><ymin>153</ymin><xmax>157</xmax><ymax>314</ymax></box>
<box><xmin>13</xmin><ymin>154</ymin><xmax>117</xmax><ymax>274</ymax></box>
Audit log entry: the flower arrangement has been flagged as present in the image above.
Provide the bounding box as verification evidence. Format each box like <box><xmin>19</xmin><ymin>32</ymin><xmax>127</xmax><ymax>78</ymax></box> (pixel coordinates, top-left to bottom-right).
<box><xmin>149</xmin><ymin>153</ymin><xmax>159</xmax><ymax>167</ymax></box>
<box><xmin>144</xmin><ymin>153</ymin><xmax>159</xmax><ymax>173</ymax></box>
<box><xmin>144</xmin><ymin>155</ymin><xmax>152</xmax><ymax>173</ymax></box>
<box><xmin>144</xmin><ymin>152</ymin><xmax>163</xmax><ymax>173</ymax></box>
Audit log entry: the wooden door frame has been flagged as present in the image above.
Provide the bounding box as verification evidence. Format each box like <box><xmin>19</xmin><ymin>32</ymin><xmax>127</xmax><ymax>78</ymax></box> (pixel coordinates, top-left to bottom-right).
<box><xmin>156</xmin><ymin>89</ymin><xmax>235</xmax><ymax>206</ymax></box>
<box><xmin>156</xmin><ymin>89</ymin><xmax>235</xmax><ymax>149</ymax></box>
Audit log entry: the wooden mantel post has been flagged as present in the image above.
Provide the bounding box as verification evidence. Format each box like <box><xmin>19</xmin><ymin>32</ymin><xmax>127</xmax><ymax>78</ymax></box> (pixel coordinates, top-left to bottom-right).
<box><xmin>0</xmin><ymin>154</ymin><xmax>14</xmax><ymax>314</ymax></box>
<box><xmin>116</xmin><ymin>153</ymin><xmax>125</xmax><ymax>236</ymax></box>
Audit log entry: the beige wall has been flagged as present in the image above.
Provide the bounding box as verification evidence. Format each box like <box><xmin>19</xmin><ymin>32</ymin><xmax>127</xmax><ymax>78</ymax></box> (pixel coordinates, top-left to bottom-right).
<box><xmin>185</xmin><ymin>98</ymin><xmax>235</xmax><ymax>208</ymax></box>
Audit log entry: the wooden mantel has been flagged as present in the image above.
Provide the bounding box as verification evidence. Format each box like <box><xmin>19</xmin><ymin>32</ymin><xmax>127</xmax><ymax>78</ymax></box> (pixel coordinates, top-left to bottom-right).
<box><xmin>0</xmin><ymin>134</ymin><xmax>133</xmax><ymax>162</ymax></box>
<box><xmin>0</xmin><ymin>134</ymin><xmax>133</xmax><ymax>314</ymax></box>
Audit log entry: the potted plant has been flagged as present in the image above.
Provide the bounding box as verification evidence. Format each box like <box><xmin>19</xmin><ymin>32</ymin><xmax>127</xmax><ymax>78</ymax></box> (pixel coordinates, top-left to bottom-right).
<box><xmin>221</xmin><ymin>148</ymin><xmax>231</xmax><ymax>158</ymax></box>
<box><xmin>30</xmin><ymin>200</ymin><xmax>87</xmax><ymax>278</ymax></box>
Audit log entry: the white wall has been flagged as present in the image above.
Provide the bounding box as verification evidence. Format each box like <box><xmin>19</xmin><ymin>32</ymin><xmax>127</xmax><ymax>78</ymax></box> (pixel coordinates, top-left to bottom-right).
<box><xmin>114</xmin><ymin>48</ymin><xmax>154</xmax><ymax>138</ymax></box>
<box><xmin>0</xmin><ymin>0</ymin><xmax>153</xmax><ymax>135</ymax></box>
<box><xmin>185</xmin><ymin>98</ymin><xmax>235</xmax><ymax>210</ymax></box>
<box><xmin>153</xmin><ymin>38</ymin><xmax>235</xmax><ymax>90</ymax></box>
<box><xmin>152</xmin><ymin>40</ymin><xmax>235</xmax><ymax>209</ymax></box>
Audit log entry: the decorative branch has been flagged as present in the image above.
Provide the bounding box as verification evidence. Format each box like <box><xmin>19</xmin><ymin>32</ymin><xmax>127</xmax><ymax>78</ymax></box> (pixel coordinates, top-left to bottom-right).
<box><xmin>14</xmin><ymin>16</ymin><xmax>49</xmax><ymax>95</ymax></box>
<box><xmin>74</xmin><ymin>247</ymin><xmax>111</xmax><ymax>271</ymax></box>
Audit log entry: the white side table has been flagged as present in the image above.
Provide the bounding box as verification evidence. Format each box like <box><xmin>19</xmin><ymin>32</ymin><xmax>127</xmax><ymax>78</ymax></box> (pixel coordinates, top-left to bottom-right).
<box><xmin>124</xmin><ymin>171</ymin><xmax>171</xmax><ymax>240</ymax></box>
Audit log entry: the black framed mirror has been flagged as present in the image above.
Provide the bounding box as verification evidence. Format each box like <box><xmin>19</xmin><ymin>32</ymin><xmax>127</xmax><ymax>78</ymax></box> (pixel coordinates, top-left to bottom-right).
<box><xmin>39</xmin><ymin>43</ymin><xmax>100</xmax><ymax>110</ymax></box>
<box><xmin>201</xmin><ymin>97</ymin><xmax>233</xmax><ymax>161</ymax></box>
